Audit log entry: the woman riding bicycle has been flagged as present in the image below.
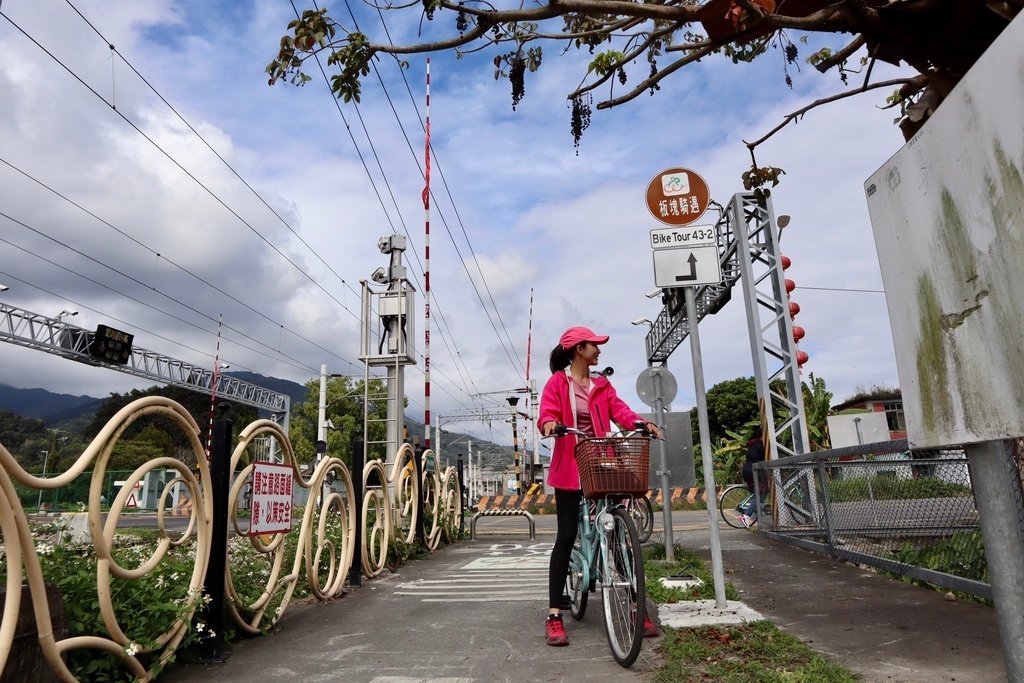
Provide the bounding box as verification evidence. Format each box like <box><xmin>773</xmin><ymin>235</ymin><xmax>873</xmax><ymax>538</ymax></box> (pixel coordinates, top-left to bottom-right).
<box><xmin>538</xmin><ymin>326</ymin><xmax>663</xmax><ymax>647</ymax></box>
<box><xmin>739</xmin><ymin>426</ymin><xmax>767</xmax><ymax>527</ymax></box>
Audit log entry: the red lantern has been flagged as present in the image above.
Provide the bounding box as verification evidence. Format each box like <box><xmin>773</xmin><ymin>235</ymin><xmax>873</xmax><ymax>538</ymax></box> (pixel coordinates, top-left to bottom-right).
<box><xmin>793</xmin><ymin>325</ymin><xmax>805</xmax><ymax>342</ymax></box>
<box><xmin>781</xmin><ymin>254</ymin><xmax>792</xmax><ymax>269</ymax></box>
<box><xmin>797</xmin><ymin>350</ymin><xmax>809</xmax><ymax>366</ymax></box>
<box><xmin>789</xmin><ymin>301</ymin><xmax>800</xmax><ymax>317</ymax></box>
<box><xmin>785</xmin><ymin>278</ymin><xmax>796</xmax><ymax>293</ymax></box>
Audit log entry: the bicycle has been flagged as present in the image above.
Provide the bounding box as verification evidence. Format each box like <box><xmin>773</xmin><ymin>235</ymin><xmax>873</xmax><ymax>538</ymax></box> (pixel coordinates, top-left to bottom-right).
<box><xmin>625</xmin><ymin>492</ymin><xmax>654</xmax><ymax>543</ymax></box>
<box><xmin>553</xmin><ymin>424</ymin><xmax>653</xmax><ymax>667</ymax></box>
<box><xmin>718</xmin><ymin>483</ymin><xmax>767</xmax><ymax>529</ymax></box>
<box><xmin>719</xmin><ymin>474</ymin><xmax>815</xmax><ymax>529</ymax></box>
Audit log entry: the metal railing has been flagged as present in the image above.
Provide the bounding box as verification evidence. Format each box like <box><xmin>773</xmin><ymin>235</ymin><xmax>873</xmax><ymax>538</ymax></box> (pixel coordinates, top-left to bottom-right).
<box><xmin>754</xmin><ymin>439</ymin><xmax>987</xmax><ymax>599</ymax></box>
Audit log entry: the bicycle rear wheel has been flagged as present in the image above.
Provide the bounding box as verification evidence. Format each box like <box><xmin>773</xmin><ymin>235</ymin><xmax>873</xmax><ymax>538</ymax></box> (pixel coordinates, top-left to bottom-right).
<box><xmin>601</xmin><ymin>507</ymin><xmax>645</xmax><ymax>667</ymax></box>
<box><xmin>628</xmin><ymin>495</ymin><xmax>654</xmax><ymax>543</ymax></box>
<box><xmin>719</xmin><ymin>484</ymin><xmax>752</xmax><ymax>529</ymax></box>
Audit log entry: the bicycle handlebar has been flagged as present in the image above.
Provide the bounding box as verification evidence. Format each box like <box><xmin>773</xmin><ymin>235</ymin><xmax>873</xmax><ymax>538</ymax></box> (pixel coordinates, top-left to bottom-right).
<box><xmin>546</xmin><ymin>421</ymin><xmax>660</xmax><ymax>439</ymax></box>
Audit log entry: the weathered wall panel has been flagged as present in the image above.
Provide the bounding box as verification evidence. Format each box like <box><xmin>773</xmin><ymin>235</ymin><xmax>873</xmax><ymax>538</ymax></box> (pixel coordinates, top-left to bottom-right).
<box><xmin>866</xmin><ymin>14</ymin><xmax>1024</xmax><ymax>447</ymax></box>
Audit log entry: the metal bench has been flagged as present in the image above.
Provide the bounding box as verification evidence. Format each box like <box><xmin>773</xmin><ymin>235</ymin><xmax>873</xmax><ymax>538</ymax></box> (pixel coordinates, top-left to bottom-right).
<box><xmin>470</xmin><ymin>508</ymin><xmax>536</xmax><ymax>540</ymax></box>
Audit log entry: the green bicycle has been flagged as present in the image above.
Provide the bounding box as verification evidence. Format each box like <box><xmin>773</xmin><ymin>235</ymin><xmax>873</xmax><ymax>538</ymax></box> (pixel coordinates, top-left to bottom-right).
<box><xmin>556</xmin><ymin>425</ymin><xmax>652</xmax><ymax>667</ymax></box>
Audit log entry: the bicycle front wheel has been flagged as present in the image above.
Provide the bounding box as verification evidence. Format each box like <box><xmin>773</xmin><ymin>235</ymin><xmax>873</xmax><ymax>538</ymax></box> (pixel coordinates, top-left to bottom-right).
<box><xmin>565</xmin><ymin>538</ymin><xmax>588</xmax><ymax>620</ymax></box>
<box><xmin>630</xmin><ymin>495</ymin><xmax>654</xmax><ymax>543</ymax></box>
<box><xmin>601</xmin><ymin>507</ymin><xmax>646</xmax><ymax>667</ymax></box>
<box><xmin>719</xmin><ymin>484</ymin><xmax>752</xmax><ymax>529</ymax></box>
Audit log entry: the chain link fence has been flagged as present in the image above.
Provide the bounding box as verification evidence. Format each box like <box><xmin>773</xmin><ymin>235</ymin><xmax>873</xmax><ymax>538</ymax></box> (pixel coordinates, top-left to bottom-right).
<box><xmin>753</xmin><ymin>440</ymin><xmax>989</xmax><ymax>599</ymax></box>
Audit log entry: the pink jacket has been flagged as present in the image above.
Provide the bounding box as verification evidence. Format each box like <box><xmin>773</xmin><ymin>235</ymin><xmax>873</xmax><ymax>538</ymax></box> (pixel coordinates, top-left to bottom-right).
<box><xmin>539</xmin><ymin>371</ymin><xmax>645</xmax><ymax>490</ymax></box>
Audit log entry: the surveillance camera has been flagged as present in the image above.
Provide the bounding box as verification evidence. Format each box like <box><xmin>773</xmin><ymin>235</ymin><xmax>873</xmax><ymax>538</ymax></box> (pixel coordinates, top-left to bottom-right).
<box><xmin>631</xmin><ymin>317</ymin><xmax>649</xmax><ymax>326</ymax></box>
<box><xmin>0</xmin><ymin>284</ymin><xmax>8</xmax><ymax>292</ymax></box>
<box><xmin>377</xmin><ymin>234</ymin><xmax>406</xmax><ymax>254</ymax></box>
<box><xmin>370</xmin><ymin>267</ymin><xmax>388</xmax><ymax>284</ymax></box>
<box><xmin>645</xmin><ymin>288</ymin><xmax>662</xmax><ymax>299</ymax></box>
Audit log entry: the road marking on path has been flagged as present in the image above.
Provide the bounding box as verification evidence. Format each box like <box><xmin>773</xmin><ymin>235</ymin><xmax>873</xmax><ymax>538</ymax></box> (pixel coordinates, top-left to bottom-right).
<box><xmin>394</xmin><ymin>543</ymin><xmax>551</xmax><ymax>603</ymax></box>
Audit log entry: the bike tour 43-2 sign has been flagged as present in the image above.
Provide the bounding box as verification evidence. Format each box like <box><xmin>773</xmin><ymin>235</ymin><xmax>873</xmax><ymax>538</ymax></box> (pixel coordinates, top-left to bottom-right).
<box><xmin>249</xmin><ymin>461</ymin><xmax>294</xmax><ymax>536</ymax></box>
<box><xmin>645</xmin><ymin>168</ymin><xmax>721</xmax><ymax>288</ymax></box>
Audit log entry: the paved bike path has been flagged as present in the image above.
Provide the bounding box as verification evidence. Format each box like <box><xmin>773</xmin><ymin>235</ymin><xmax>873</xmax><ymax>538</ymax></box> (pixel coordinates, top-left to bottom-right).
<box><xmin>165</xmin><ymin>516</ymin><xmax>1007</xmax><ymax>682</ymax></box>
<box><xmin>164</xmin><ymin>537</ymin><xmax>661</xmax><ymax>683</ymax></box>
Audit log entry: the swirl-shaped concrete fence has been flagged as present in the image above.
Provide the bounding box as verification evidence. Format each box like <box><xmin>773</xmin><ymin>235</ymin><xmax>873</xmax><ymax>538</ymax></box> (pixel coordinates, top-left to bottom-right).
<box><xmin>0</xmin><ymin>396</ymin><xmax>462</xmax><ymax>681</ymax></box>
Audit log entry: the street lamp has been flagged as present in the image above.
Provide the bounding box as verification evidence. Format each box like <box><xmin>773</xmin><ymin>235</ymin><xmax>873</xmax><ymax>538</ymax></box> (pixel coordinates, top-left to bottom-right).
<box><xmin>631</xmin><ymin>318</ymin><xmax>653</xmax><ymax>328</ymax></box>
<box><xmin>507</xmin><ymin>396</ymin><xmax>523</xmax><ymax>493</ymax></box>
<box><xmin>36</xmin><ymin>450</ymin><xmax>50</xmax><ymax>510</ymax></box>
<box><xmin>55</xmin><ymin>309</ymin><xmax>78</xmax><ymax>322</ymax></box>
<box><xmin>0</xmin><ymin>283</ymin><xmax>9</xmax><ymax>292</ymax></box>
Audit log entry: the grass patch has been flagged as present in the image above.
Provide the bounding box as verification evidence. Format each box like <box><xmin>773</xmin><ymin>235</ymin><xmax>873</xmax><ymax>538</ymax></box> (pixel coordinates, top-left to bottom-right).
<box><xmin>653</xmin><ymin>621</ymin><xmax>859</xmax><ymax>683</ymax></box>
<box><xmin>644</xmin><ymin>543</ymin><xmax>739</xmax><ymax>604</ymax></box>
<box><xmin>644</xmin><ymin>543</ymin><xmax>859</xmax><ymax>682</ymax></box>
<box><xmin>828</xmin><ymin>475</ymin><xmax>970</xmax><ymax>503</ymax></box>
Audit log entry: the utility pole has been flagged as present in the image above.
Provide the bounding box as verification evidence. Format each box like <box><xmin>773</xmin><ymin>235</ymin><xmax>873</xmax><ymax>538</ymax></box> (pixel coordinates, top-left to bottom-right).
<box><xmin>36</xmin><ymin>450</ymin><xmax>49</xmax><ymax>510</ymax></box>
<box><xmin>507</xmin><ymin>396</ymin><xmax>522</xmax><ymax>493</ymax></box>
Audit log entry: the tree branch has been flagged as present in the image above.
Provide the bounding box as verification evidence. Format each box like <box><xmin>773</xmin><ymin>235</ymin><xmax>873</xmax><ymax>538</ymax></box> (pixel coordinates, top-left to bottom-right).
<box><xmin>742</xmin><ymin>74</ymin><xmax>927</xmax><ymax>149</ymax></box>
<box><xmin>568</xmin><ymin>24</ymin><xmax>678</xmax><ymax>99</ymax></box>
<box><xmin>814</xmin><ymin>34</ymin><xmax>866</xmax><ymax>73</ymax></box>
<box><xmin>593</xmin><ymin>44</ymin><xmax>717</xmax><ymax>109</ymax></box>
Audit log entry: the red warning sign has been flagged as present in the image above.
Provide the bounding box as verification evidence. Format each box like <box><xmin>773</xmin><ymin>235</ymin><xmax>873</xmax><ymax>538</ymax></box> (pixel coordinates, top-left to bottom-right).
<box><xmin>125</xmin><ymin>491</ymin><xmax>138</xmax><ymax>508</ymax></box>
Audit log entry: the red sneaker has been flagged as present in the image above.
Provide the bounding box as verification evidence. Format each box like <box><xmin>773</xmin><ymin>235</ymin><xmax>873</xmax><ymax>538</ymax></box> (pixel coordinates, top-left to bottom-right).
<box><xmin>546</xmin><ymin>613</ymin><xmax>569</xmax><ymax>646</ymax></box>
<box><xmin>642</xmin><ymin>614</ymin><xmax>660</xmax><ymax>638</ymax></box>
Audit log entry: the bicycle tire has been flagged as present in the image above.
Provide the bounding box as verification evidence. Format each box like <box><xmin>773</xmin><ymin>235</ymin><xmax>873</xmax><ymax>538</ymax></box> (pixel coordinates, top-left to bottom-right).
<box><xmin>566</xmin><ymin>538</ymin><xmax>588</xmax><ymax>620</ymax></box>
<box><xmin>631</xmin><ymin>495</ymin><xmax>654</xmax><ymax>543</ymax></box>
<box><xmin>719</xmin><ymin>484</ymin><xmax>753</xmax><ymax>529</ymax></box>
<box><xmin>602</xmin><ymin>507</ymin><xmax>646</xmax><ymax>667</ymax></box>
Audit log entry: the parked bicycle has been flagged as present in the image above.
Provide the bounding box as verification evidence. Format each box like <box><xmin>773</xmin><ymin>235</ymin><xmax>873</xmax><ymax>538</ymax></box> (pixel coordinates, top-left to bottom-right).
<box><xmin>625</xmin><ymin>492</ymin><xmax>654</xmax><ymax>543</ymax></box>
<box><xmin>552</xmin><ymin>424</ymin><xmax>654</xmax><ymax>667</ymax></box>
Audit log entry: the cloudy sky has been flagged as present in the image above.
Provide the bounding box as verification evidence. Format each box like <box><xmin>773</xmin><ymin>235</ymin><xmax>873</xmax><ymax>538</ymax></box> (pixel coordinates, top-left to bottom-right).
<box><xmin>0</xmin><ymin>0</ymin><xmax>909</xmax><ymax>445</ymax></box>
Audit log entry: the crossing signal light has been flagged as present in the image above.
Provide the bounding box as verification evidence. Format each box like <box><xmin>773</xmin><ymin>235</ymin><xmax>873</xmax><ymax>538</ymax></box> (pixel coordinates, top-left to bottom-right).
<box><xmin>90</xmin><ymin>324</ymin><xmax>134</xmax><ymax>365</ymax></box>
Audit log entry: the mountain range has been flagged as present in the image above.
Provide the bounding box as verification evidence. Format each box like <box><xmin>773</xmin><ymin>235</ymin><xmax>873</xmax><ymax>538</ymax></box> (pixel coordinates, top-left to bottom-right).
<box><xmin>0</xmin><ymin>373</ymin><xmax>518</xmax><ymax>470</ymax></box>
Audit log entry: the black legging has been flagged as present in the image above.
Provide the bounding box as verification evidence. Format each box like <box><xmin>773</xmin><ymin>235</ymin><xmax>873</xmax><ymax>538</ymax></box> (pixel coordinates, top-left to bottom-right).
<box><xmin>549</xmin><ymin>488</ymin><xmax>583</xmax><ymax>608</ymax></box>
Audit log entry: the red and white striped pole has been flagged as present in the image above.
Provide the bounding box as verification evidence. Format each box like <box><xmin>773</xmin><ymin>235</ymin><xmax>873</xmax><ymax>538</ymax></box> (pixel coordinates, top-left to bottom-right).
<box><xmin>422</xmin><ymin>58</ymin><xmax>432</xmax><ymax>449</ymax></box>
<box><xmin>525</xmin><ymin>288</ymin><xmax>533</xmax><ymax>384</ymax></box>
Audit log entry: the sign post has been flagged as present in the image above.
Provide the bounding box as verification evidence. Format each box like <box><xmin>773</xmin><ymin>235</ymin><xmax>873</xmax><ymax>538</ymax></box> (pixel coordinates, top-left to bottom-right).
<box><xmin>645</xmin><ymin>167</ymin><xmax>726</xmax><ymax>607</ymax></box>
<box><xmin>636</xmin><ymin>367</ymin><xmax>677</xmax><ymax>562</ymax></box>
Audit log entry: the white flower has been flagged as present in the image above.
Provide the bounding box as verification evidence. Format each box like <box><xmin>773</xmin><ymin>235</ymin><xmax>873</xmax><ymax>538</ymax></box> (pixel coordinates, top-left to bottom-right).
<box><xmin>124</xmin><ymin>642</ymin><xmax>140</xmax><ymax>657</ymax></box>
<box><xmin>195</xmin><ymin>621</ymin><xmax>206</xmax><ymax>633</ymax></box>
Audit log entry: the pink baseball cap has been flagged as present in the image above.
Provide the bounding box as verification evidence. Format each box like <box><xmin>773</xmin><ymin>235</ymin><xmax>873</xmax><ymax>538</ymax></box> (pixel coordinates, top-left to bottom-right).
<box><xmin>560</xmin><ymin>326</ymin><xmax>610</xmax><ymax>349</ymax></box>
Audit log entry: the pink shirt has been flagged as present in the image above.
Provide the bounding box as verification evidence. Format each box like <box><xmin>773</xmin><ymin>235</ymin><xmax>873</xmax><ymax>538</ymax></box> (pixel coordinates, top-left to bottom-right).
<box><xmin>572</xmin><ymin>380</ymin><xmax>595</xmax><ymax>437</ymax></box>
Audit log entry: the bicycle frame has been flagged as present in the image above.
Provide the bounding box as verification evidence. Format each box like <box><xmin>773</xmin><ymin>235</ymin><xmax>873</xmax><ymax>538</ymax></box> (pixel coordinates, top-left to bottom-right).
<box><xmin>572</xmin><ymin>498</ymin><xmax>597</xmax><ymax>593</ymax></box>
<box><xmin>571</xmin><ymin>494</ymin><xmax>629</xmax><ymax>606</ymax></box>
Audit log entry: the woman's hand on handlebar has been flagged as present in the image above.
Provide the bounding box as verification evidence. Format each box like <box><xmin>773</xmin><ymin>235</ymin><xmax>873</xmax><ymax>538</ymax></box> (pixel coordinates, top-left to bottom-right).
<box><xmin>542</xmin><ymin>420</ymin><xmax>559</xmax><ymax>437</ymax></box>
<box><xmin>635</xmin><ymin>420</ymin><xmax>665</xmax><ymax>440</ymax></box>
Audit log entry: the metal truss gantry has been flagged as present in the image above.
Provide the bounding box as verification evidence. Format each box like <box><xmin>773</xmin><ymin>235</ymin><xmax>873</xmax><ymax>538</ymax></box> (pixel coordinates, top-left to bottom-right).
<box><xmin>0</xmin><ymin>303</ymin><xmax>291</xmax><ymax>417</ymax></box>
<box><xmin>643</xmin><ymin>191</ymin><xmax>808</xmax><ymax>463</ymax></box>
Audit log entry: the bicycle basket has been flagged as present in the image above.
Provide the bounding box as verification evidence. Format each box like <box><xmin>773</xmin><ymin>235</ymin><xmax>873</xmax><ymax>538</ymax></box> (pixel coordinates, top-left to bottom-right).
<box><xmin>573</xmin><ymin>436</ymin><xmax>650</xmax><ymax>499</ymax></box>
